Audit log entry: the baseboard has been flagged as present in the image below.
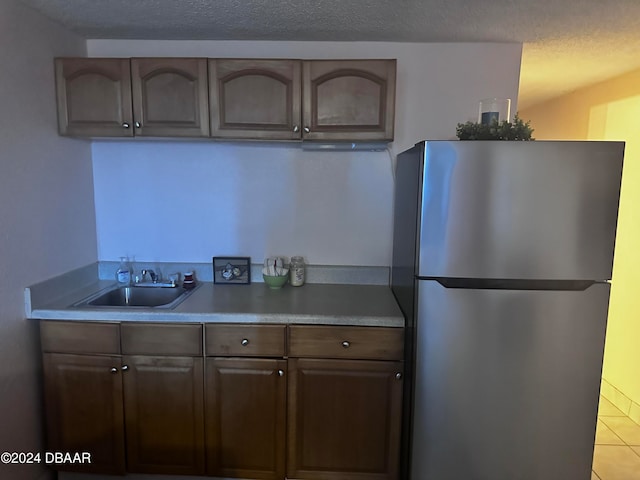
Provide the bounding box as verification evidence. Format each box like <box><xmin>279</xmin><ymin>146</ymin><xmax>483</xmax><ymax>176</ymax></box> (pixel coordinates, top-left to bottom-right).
<box><xmin>601</xmin><ymin>377</ymin><xmax>640</xmax><ymax>425</ymax></box>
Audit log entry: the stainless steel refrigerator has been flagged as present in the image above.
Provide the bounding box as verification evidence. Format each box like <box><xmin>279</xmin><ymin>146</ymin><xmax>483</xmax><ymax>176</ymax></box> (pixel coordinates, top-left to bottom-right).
<box><xmin>391</xmin><ymin>141</ymin><xmax>624</xmax><ymax>480</ymax></box>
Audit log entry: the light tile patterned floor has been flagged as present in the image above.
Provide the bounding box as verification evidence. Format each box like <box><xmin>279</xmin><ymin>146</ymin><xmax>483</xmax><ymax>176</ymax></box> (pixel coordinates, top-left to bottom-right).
<box><xmin>593</xmin><ymin>396</ymin><xmax>640</xmax><ymax>480</ymax></box>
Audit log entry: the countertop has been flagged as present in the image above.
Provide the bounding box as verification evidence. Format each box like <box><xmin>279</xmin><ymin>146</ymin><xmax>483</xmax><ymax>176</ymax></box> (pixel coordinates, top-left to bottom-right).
<box><xmin>27</xmin><ymin>277</ymin><xmax>405</xmax><ymax>327</ymax></box>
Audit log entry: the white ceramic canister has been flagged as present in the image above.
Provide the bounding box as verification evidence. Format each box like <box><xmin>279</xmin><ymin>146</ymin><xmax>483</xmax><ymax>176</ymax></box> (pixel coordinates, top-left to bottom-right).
<box><xmin>289</xmin><ymin>256</ymin><xmax>305</xmax><ymax>287</ymax></box>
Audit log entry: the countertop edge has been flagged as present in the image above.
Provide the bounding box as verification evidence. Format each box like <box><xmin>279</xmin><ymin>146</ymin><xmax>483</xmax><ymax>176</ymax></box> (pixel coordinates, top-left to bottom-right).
<box><xmin>30</xmin><ymin>310</ymin><xmax>404</xmax><ymax>327</ymax></box>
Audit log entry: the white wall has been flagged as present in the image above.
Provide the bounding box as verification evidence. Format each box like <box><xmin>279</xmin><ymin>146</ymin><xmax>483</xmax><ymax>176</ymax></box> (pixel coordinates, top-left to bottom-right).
<box><xmin>0</xmin><ymin>2</ymin><xmax>95</xmax><ymax>479</ymax></box>
<box><xmin>88</xmin><ymin>41</ymin><xmax>522</xmax><ymax>265</ymax></box>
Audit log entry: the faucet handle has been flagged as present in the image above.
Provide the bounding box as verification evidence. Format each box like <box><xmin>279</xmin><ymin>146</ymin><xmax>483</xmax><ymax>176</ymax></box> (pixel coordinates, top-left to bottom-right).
<box><xmin>167</xmin><ymin>273</ymin><xmax>180</xmax><ymax>287</ymax></box>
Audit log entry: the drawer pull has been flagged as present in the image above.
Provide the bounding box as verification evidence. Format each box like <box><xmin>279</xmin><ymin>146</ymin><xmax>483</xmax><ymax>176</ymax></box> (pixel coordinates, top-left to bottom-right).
<box><xmin>121</xmin><ymin>365</ymin><xmax>129</xmax><ymax>371</ymax></box>
<box><xmin>241</xmin><ymin>338</ymin><xmax>249</xmax><ymax>346</ymax></box>
<box><xmin>278</xmin><ymin>370</ymin><xmax>284</xmax><ymax>377</ymax></box>
<box><xmin>395</xmin><ymin>373</ymin><xmax>402</xmax><ymax>380</ymax></box>
<box><xmin>342</xmin><ymin>341</ymin><xmax>350</xmax><ymax>348</ymax></box>
<box><xmin>110</xmin><ymin>367</ymin><xmax>118</xmax><ymax>374</ymax></box>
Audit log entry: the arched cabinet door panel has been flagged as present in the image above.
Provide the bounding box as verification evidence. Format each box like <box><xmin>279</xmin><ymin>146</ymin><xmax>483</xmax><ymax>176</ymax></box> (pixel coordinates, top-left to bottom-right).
<box><xmin>209</xmin><ymin>59</ymin><xmax>302</xmax><ymax>140</ymax></box>
<box><xmin>131</xmin><ymin>58</ymin><xmax>210</xmax><ymax>137</ymax></box>
<box><xmin>302</xmin><ymin>60</ymin><xmax>396</xmax><ymax>141</ymax></box>
<box><xmin>55</xmin><ymin>58</ymin><xmax>133</xmax><ymax>137</ymax></box>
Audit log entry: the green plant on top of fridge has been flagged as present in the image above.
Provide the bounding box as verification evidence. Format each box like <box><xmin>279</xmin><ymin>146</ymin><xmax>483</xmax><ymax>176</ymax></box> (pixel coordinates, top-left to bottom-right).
<box><xmin>456</xmin><ymin>113</ymin><xmax>535</xmax><ymax>141</ymax></box>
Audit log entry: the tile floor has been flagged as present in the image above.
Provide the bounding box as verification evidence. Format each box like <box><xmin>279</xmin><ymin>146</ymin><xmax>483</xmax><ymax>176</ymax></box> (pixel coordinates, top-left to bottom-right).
<box><xmin>592</xmin><ymin>396</ymin><xmax>640</xmax><ymax>480</ymax></box>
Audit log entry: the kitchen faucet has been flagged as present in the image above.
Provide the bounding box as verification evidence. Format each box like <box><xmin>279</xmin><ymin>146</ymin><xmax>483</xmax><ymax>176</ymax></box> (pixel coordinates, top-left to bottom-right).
<box><xmin>142</xmin><ymin>269</ymin><xmax>159</xmax><ymax>283</ymax></box>
<box><xmin>134</xmin><ymin>268</ymin><xmax>177</xmax><ymax>287</ymax></box>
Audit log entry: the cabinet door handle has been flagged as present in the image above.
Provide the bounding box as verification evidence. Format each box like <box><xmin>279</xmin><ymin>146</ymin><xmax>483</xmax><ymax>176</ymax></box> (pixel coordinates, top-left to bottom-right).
<box><xmin>303</xmin><ymin>126</ymin><xmax>310</xmax><ymax>134</ymax></box>
<box><xmin>293</xmin><ymin>125</ymin><xmax>300</xmax><ymax>133</ymax></box>
<box><xmin>395</xmin><ymin>373</ymin><xmax>402</xmax><ymax>380</ymax></box>
<box><xmin>122</xmin><ymin>122</ymin><xmax>130</xmax><ymax>129</ymax></box>
<box><xmin>342</xmin><ymin>341</ymin><xmax>350</xmax><ymax>348</ymax></box>
<box><xmin>241</xmin><ymin>338</ymin><xmax>249</xmax><ymax>346</ymax></box>
<box><xmin>121</xmin><ymin>365</ymin><xmax>129</xmax><ymax>371</ymax></box>
<box><xmin>110</xmin><ymin>367</ymin><xmax>118</xmax><ymax>373</ymax></box>
<box><xmin>278</xmin><ymin>370</ymin><xmax>285</xmax><ymax>377</ymax></box>
<box><xmin>135</xmin><ymin>121</ymin><xmax>141</xmax><ymax>128</ymax></box>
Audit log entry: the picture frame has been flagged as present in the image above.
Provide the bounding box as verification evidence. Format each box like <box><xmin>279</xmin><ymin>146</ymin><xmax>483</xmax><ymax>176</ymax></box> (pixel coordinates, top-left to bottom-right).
<box><xmin>212</xmin><ymin>257</ymin><xmax>251</xmax><ymax>284</ymax></box>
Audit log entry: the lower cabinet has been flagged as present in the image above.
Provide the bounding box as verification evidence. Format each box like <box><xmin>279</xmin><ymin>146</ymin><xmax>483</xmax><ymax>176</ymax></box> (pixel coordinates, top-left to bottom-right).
<box><xmin>42</xmin><ymin>352</ymin><xmax>126</xmax><ymax>475</ymax></box>
<box><xmin>41</xmin><ymin>321</ymin><xmax>404</xmax><ymax>480</ymax></box>
<box><xmin>286</xmin><ymin>325</ymin><xmax>405</xmax><ymax>480</ymax></box>
<box><xmin>205</xmin><ymin>357</ymin><xmax>287</xmax><ymax>479</ymax></box>
<box><xmin>40</xmin><ymin>321</ymin><xmax>205</xmax><ymax>475</ymax></box>
<box><xmin>123</xmin><ymin>355</ymin><xmax>205</xmax><ymax>475</ymax></box>
<box><xmin>287</xmin><ymin>358</ymin><xmax>403</xmax><ymax>480</ymax></box>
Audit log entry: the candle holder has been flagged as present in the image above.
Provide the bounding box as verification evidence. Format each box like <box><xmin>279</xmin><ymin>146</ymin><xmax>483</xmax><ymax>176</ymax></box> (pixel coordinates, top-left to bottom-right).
<box><xmin>479</xmin><ymin>98</ymin><xmax>511</xmax><ymax>125</ymax></box>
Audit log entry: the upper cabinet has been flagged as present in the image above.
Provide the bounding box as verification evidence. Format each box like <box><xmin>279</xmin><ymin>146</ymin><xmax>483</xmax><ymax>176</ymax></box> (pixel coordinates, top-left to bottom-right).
<box><xmin>55</xmin><ymin>57</ymin><xmax>396</xmax><ymax>141</ymax></box>
<box><xmin>302</xmin><ymin>60</ymin><xmax>396</xmax><ymax>142</ymax></box>
<box><xmin>131</xmin><ymin>58</ymin><xmax>209</xmax><ymax>137</ymax></box>
<box><xmin>209</xmin><ymin>59</ymin><xmax>396</xmax><ymax>141</ymax></box>
<box><xmin>55</xmin><ymin>57</ymin><xmax>210</xmax><ymax>137</ymax></box>
<box><xmin>55</xmin><ymin>58</ymin><xmax>133</xmax><ymax>137</ymax></box>
<box><xmin>209</xmin><ymin>59</ymin><xmax>301</xmax><ymax>140</ymax></box>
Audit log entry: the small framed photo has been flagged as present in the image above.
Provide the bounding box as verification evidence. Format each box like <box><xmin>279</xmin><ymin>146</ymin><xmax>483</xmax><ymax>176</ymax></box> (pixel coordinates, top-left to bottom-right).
<box><xmin>213</xmin><ymin>257</ymin><xmax>251</xmax><ymax>284</ymax></box>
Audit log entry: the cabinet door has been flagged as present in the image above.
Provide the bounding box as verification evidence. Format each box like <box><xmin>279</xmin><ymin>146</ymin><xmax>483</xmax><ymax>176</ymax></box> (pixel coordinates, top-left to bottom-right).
<box><xmin>55</xmin><ymin>58</ymin><xmax>133</xmax><ymax>137</ymax></box>
<box><xmin>288</xmin><ymin>358</ymin><xmax>403</xmax><ymax>480</ymax></box>
<box><xmin>42</xmin><ymin>353</ymin><xmax>125</xmax><ymax>474</ymax></box>
<box><xmin>206</xmin><ymin>357</ymin><xmax>287</xmax><ymax>480</ymax></box>
<box><xmin>209</xmin><ymin>59</ymin><xmax>302</xmax><ymax>140</ymax></box>
<box><xmin>302</xmin><ymin>60</ymin><xmax>396</xmax><ymax>141</ymax></box>
<box><xmin>122</xmin><ymin>355</ymin><xmax>205</xmax><ymax>475</ymax></box>
<box><xmin>131</xmin><ymin>58</ymin><xmax>210</xmax><ymax>137</ymax></box>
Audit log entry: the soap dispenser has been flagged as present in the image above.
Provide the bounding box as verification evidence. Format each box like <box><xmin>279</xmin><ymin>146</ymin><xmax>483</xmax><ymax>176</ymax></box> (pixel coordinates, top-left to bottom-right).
<box><xmin>116</xmin><ymin>257</ymin><xmax>131</xmax><ymax>285</ymax></box>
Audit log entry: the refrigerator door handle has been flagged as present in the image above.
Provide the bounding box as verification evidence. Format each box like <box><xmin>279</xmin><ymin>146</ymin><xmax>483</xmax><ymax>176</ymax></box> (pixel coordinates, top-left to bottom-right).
<box><xmin>423</xmin><ymin>277</ymin><xmax>598</xmax><ymax>291</ymax></box>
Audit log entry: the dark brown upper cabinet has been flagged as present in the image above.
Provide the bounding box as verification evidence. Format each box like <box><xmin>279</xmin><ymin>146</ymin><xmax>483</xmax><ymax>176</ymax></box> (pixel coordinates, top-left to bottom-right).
<box><xmin>55</xmin><ymin>57</ymin><xmax>396</xmax><ymax>141</ymax></box>
<box><xmin>55</xmin><ymin>58</ymin><xmax>133</xmax><ymax>137</ymax></box>
<box><xmin>131</xmin><ymin>58</ymin><xmax>210</xmax><ymax>137</ymax></box>
<box><xmin>302</xmin><ymin>60</ymin><xmax>396</xmax><ymax>142</ymax></box>
<box><xmin>210</xmin><ymin>59</ymin><xmax>396</xmax><ymax>142</ymax></box>
<box><xmin>55</xmin><ymin>57</ymin><xmax>209</xmax><ymax>138</ymax></box>
<box><xmin>209</xmin><ymin>59</ymin><xmax>302</xmax><ymax>140</ymax></box>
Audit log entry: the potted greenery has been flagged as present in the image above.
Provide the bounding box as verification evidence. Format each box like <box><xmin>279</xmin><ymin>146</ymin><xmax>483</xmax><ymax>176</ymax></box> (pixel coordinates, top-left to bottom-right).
<box><xmin>456</xmin><ymin>114</ymin><xmax>534</xmax><ymax>141</ymax></box>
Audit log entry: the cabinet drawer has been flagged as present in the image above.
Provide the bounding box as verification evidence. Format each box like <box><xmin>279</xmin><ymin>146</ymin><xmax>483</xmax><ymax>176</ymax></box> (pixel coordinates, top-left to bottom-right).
<box><xmin>288</xmin><ymin>325</ymin><xmax>404</xmax><ymax>361</ymax></box>
<box><xmin>205</xmin><ymin>324</ymin><xmax>286</xmax><ymax>357</ymax></box>
<box><xmin>121</xmin><ymin>323</ymin><xmax>202</xmax><ymax>356</ymax></box>
<box><xmin>41</xmin><ymin>321</ymin><xmax>120</xmax><ymax>355</ymax></box>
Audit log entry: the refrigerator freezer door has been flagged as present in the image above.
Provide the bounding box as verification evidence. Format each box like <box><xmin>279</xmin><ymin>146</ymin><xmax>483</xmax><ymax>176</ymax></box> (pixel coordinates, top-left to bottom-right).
<box><xmin>418</xmin><ymin>141</ymin><xmax>623</xmax><ymax>280</ymax></box>
<box><xmin>411</xmin><ymin>280</ymin><xmax>610</xmax><ymax>480</ymax></box>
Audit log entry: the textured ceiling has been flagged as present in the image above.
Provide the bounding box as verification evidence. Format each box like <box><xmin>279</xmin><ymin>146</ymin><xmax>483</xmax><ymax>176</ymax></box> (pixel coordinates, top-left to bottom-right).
<box><xmin>19</xmin><ymin>0</ymin><xmax>640</xmax><ymax>108</ymax></box>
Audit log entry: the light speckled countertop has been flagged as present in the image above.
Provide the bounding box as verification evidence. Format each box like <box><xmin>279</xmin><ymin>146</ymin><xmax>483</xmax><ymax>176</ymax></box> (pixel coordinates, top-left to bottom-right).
<box><xmin>26</xmin><ymin>265</ymin><xmax>404</xmax><ymax>327</ymax></box>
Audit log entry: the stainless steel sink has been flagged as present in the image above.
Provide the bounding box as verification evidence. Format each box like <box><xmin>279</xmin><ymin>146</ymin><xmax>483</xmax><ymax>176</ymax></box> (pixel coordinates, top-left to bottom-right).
<box><xmin>73</xmin><ymin>285</ymin><xmax>198</xmax><ymax>309</ymax></box>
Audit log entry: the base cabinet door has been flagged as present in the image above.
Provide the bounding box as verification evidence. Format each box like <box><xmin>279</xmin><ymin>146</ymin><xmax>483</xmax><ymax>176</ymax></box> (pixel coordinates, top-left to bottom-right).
<box><xmin>206</xmin><ymin>357</ymin><xmax>287</xmax><ymax>480</ymax></box>
<box><xmin>122</xmin><ymin>355</ymin><xmax>205</xmax><ymax>475</ymax></box>
<box><xmin>42</xmin><ymin>353</ymin><xmax>125</xmax><ymax>474</ymax></box>
<box><xmin>287</xmin><ymin>358</ymin><xmax>403</xmax><ymax>480</ymax></box>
